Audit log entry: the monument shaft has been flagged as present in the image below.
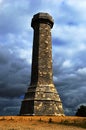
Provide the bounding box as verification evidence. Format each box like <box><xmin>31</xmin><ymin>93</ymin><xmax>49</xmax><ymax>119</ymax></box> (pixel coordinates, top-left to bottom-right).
<box><xmin>20</xmin><ymin>13</ymin><xmax>64</xmax><ymax>115</ymax></box>
<box><xmin>31</xmin><ymin>14</ymin><xmax>53</xmax><ymax>85</ymax></box>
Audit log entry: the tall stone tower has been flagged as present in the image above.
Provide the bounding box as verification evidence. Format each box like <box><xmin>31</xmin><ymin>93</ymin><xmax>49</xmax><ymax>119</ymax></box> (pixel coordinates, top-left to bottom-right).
<box><xmin>20</xmin><ymin>13</ymin><xmax>64</xmax><ymax>115</ymax></box>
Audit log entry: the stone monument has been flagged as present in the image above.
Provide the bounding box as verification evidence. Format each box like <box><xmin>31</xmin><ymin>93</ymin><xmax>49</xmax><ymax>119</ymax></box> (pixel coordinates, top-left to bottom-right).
<box><xmin>20</xmin><ymin>13</ymin><xmax>64</xmax><ymax>115</ymax></box>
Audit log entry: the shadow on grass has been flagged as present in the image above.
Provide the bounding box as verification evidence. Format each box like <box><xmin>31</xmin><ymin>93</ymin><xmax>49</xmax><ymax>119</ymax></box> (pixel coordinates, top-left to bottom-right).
<box><xmin>58</xmin><ymin>119</ymin><xmax>86</xmax><ymax>129</ymax></box>
<box><xmin>38</xmin><ymin>118</ymin><xmax>86</xmax><ymax>129</ymax></box>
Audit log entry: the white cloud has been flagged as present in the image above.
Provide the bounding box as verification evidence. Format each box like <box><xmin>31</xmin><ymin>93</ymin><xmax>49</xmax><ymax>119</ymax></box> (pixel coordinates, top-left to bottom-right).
<box><xmin>65</xmin><ymin>0</ymin><xmax>86</xmax><ymax>13</ymax></box>
<box><xmin>77</xmin><ymin>67</ymin><xmax>86</xmax><ymax>75</ymax></box>
<box><xmin>53</xmin><ymin>76</ymin><xmax>59</xmax><ymax>82</ymax></box>
<box><xmin>53</xmin><ymin>24</ymin><xmax>86</xmax><ymax>42</ymax></box>
<box><xmin>62</xmin><ymin>60</ymin><xmax>73</xmax><ymax>68</ymax></box>
<box><xmin>77</xmin><ymin>43</ymin><xmax>86</xmax><ymax>51</ymax></box>
<box><xmin>17</xmin><ymin>48</ymin><xmax>32</xmax><ymax>64</ymax></box>
<box><xmin>76</xmin><ymin>103</ymin><xmax>86</xmax><ymax>109</ymax></box>
<box><xmin>67</xmin><ymin>73</ymin><xmax>76</xmax><ymax>78</ymax></box>
<box><xmin>67</xmin><ymin>0</ymin><xmax>85</xmax><ymax>5</ymax></box>
<box><xmin>64</xmin><ymin>0</ymin><xmax>86</xmax><ymax>25</ymax></box>
<box><xmin>0</xmin><ymin>0</ymin><xmax>2</xmax><ymax>4</ymax></box>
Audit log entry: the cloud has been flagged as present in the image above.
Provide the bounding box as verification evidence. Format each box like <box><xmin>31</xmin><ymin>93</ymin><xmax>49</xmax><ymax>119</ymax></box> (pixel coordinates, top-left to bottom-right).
<box><xmin>62</xmin><ymin>60</ymin><xmax>73</xmax><ymax>68</ymax></box>
<box><xmin>0</xmin><ymin>0</ymin><xmax>32</xmax><ymax>35</ymax></box>
<box><xmin>53</xmin><ymin>57</ymin><xmax>86</xmax><ymax>115</ymax></box>
<box><xmin>0</xmin><ymin>0</ymin><xmax>3</xmax><ymax>4</ymax></box>
<box><xmin>0</xmin><ymin>0</ymin><xmax>86</xmax><ymax>115</ymax></box>
<box><xmin>0</xmin><ymin>97</ymin><xmax>21</xmax><ymax>115</ymax></box>
<box><xmin>0</xmin><ymin>45</ymin><xmax>31</xmax><ymax>99</ymax></box>
<box><xmin>77</xmin><ymin>68</ymin><xmax>86</xmax><ymax>75</ymax></box>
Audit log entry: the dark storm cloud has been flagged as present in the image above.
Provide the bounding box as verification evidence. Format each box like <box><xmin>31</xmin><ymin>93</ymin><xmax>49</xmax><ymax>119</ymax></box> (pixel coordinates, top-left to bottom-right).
<box><xmin>0</xmin><ymin>0</ymin><xmax>33</xmax><ymax>115</ymax></box>
<box><xmin>0</xmin><ymin>46</ymin><xmax>31</xmax><ymax>98</ymax></box>
<box><xmin>0</xmin><ymin>46</ymin><xmax>30</xmax><ymax>115</ymax></box>
<box><xmin>0</xmin><ymin>47</ymin><xmax>10</xmax><ymax>64</ymax></box>
<box><xmin>53</xmin><ymin>52</ymin><xmax>86</xmax><ymax>115</ymax></box>
<box><xmin>0</xmin><ymin>97</ymin><xmax>21</xmax><ymax>115</ymax></box>
<box><xmin>0</xmin><ymin>0</ymin><xmax>86</xmax><ymax>116</ymax></box>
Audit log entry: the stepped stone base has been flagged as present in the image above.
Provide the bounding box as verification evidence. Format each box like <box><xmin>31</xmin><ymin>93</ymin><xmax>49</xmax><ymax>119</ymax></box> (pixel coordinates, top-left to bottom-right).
<box><xmin>20</xmin><ymin>84</ymin><xmax>64</xmax><ymax>116</ymax></box>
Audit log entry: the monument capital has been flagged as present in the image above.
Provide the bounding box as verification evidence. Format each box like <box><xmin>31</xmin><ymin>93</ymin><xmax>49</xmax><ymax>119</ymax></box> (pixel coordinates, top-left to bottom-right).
<box><xmin>31</xmin><ymin>12</ymin><xmax>54</xmax><ymax>28</ymax></box>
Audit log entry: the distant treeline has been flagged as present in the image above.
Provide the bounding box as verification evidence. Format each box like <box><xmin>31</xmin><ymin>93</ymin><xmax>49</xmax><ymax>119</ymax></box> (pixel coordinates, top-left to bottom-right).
<box><xmin>76</xmin><ymin>105</ymin><xmax>86</xmax><ymax>117</ymax></box>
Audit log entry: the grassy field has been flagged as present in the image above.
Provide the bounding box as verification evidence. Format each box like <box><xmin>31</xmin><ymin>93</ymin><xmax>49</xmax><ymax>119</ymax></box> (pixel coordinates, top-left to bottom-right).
<box><xmin>0</xmin><ymin>116</ymin><xmax>86</xmax><ymax>130</ymax></box>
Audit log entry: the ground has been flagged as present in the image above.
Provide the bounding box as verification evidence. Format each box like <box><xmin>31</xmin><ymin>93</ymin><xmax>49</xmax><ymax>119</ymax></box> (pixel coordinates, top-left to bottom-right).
<box><xmin>0</xmin><ymin>116</ymin><xmax>86</xmax><ymax>130</ymax></box>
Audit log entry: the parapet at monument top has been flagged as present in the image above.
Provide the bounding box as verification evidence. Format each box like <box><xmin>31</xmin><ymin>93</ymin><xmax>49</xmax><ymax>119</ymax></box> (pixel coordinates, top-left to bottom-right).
<box><xmin>31</xmin><ymin>12</ymin><xmax>54</xmax><ymax>28</ymax></box>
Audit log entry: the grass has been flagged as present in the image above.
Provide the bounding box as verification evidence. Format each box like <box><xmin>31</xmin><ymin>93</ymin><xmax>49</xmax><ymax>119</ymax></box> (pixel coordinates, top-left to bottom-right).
<box><xmin>8</xmin><ymin>129</ymin><xmax>17</xmax><ymax>130</ymax></box>
<box><xmin>37</xmin><ymin>116</ymin><xmax>86</xmax><ymax>129</ymax></box>
<box><xmin>58</xmin><ymin>119</ymin><xmax>86</xmax><ymax>128</ymax></box>
<box><xmin>0</xmin><ymin>116</ymin><xmax>86</xmax><ymax>129</ymax></box>
<box><xmin>0</xmin><ymin>117</ymin><xmax>6</xmax><ymax>121</ymax></box>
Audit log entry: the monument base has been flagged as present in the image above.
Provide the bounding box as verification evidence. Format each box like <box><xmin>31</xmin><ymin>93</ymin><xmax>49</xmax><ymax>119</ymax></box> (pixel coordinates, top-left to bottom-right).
<box><xmin>20</xmin><ymin>84</ymin><xmax>64</xmax><ymax>116</ymax></box>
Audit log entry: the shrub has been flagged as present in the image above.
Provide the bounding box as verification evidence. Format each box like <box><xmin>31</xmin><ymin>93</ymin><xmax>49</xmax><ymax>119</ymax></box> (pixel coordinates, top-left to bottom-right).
<box><xmin>76</xmin><ymin>105</ymin><xmax>86</xmax><ymax>117</ymax></box>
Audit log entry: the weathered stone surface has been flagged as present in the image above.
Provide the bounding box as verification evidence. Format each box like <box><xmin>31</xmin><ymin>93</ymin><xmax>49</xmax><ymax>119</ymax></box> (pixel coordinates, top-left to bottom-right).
<box><xmin>20</xmin><ymin>12</ymin><xmax>64</xmax><ymax>116</ymax></box>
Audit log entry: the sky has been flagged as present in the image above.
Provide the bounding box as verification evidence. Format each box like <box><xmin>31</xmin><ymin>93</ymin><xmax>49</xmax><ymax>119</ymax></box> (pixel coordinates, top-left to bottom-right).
<box><xmin>0</xmin><ymin>0</ymin><xmax>86</xmax><ymax>116</ymax></box>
